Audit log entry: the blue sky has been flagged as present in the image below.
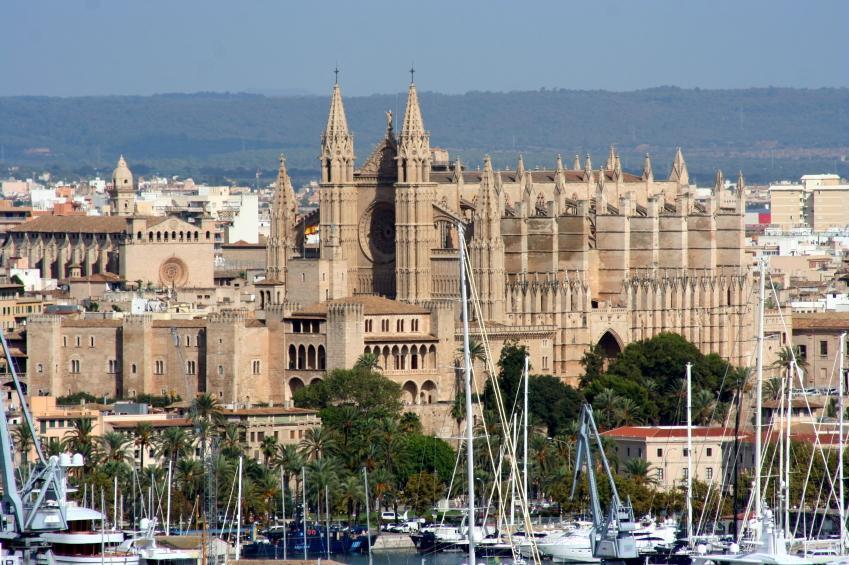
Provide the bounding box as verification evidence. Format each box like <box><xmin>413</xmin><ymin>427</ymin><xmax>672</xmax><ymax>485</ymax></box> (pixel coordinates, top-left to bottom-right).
<box><xmin>2</xmin><ymin>0</ymin><xmax>847</xmax><ymax>96</ymax></box>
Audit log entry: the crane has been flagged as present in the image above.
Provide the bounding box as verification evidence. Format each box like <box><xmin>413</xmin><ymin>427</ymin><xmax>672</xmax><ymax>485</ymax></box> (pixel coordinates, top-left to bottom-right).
<box><xmin>0</xmin><ymin>331</ymin><xmax>78</xmax><ymax>560</ymax></box>
<box><xmin>570</xmin><ymin>404</ymin><xmax>638</xmax><ymax>563</ymax></box>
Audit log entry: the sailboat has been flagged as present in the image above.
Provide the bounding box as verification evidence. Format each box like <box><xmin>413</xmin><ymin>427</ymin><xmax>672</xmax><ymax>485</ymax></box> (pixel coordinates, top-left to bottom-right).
<box><xmin>693</xmin><ymin>258</ymin><xmax>847</xmax><ymax>565</ymax></box>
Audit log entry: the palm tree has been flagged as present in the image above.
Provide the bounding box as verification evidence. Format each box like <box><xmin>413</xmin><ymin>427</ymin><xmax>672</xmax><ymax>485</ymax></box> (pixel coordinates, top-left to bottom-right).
<box><xmin>691</xmin><ymin>389</ymin><xmax>718</xmax><ymax>424</ymax></box>
<box><xmin>191</xmin><ymin>393</ymin><xmax>222</xmax><ymax>462</ymax></box>
<box><xmin>450</xmin><ymin>391</ymin><xmax>465</xmax><ymax>436</ymax></box>
<box><xmin>98</xmin><ymin>432</ymin><xmax>132</xmax><ymax>466</ymax></box>
<box><xmin>614</xmin><ymin>398</ymin><xmax>641</xmax><ymax>426</ymax></box>
<box><xmin>623</xmin><ymin>458</ymin><xmax>657</xmax><ymax>486</ymax></box>
<box><xmin>134</xmin><ymin>423</ymin><xmax>155</xmax><ymax>471</ymax></box>
<box><xmin>176</xmin><ymin>459</ymin><xmax>204</xmax><ymax>502</ymax></box>
<box><xmin>337</xmin><ymin>474</ymin><xmax>365</xmax><ymax>524</ymax></box>
<box><xmin>763</xmin><ymin>377</ymin><xmax>784</xmax><ymax>401</ymax></box>
<box><xmin>155</xmin><ymin>427</ymin><xmax>192</xmax><ymax>462</ymax></box>
<box><xmin>260</xmin><ymin>436</ymin><xmax>278</xmax><ymax>466</ymax></box>
<box><xmin>218</xmin><ymin>423</ymin><xmax>245</xmax><ymax>458</ymax></box>
<box><xmin>63</xmin><ymin>417</ymin><xmax>96</xmax><ymax>457</ymax></box>
<box><xmin>11</xmin><ymin>423</ymin><xmax>34</xmax><ymax>468</ymax></box>
<box><xmin>300</xmin><ymin>427</ymin><xmax>336</xmax><ymax>461</ymax></box>
<box><xmin>592</xmin><ymin>389</ymin><xmax>623</xmax><ymax>429</ymax></box>
<box><xmin>306</xmin><ymin>458</ymin><xmax>340</xmax><ymax>509</ymax></box>
<box><xmin>354</xmin><ymin>352</ymin><xmax>381</xmax><ymax>371</ymax></box>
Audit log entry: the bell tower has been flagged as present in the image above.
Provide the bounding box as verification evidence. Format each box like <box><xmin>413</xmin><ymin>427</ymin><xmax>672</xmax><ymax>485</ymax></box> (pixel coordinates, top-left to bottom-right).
<box><xmin>109</xmin><ymin>155</ymin><xmax>136</xmax><ymax>217</ymax></box>
<box><xmin>395</xmin><ymin>78</ymin><xmax>436</xmax><ymax>303</ymax></box>
<box><xmin>318</xmin><ymin>79</ymin><xmax>358</xmax><ymax>295</ymax></box>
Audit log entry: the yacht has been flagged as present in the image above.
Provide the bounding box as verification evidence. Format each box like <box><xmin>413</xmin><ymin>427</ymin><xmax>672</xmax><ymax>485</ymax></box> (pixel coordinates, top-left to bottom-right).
<box><xmin>39</xmin><ymin>504</ymin><xmax>139</xmax><ymax>565</ymax></box>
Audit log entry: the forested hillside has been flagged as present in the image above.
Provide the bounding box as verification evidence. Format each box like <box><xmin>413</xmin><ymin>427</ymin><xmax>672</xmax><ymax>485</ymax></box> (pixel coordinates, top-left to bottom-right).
<box><xmin>1</xmin><ymin>87</ymin><xmax>847</xmax><ymax>185</ymax></box>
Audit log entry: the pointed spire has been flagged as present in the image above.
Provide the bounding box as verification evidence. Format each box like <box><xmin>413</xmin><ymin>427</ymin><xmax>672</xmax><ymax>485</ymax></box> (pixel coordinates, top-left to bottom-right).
<box><xmin>613</xmin><ymin>154</ymin><xmax>622</xmax><ymax>178</ymax></box>
<box><xmin>554</xmin><ymin>155</ymin><xmax>565</xmax><ymax>194</ymax></box>
<box><xmin>452</xmin><ymin>157</ymin><xmax>464</xmax><ymax>185</ymax></box>
<box><xmin>584</xmin><ymin>153</ymin><xmax>592</xmax><ymax>175</ymax></box>
<box><xmin>516</xmin><ymin>154</ymin><xmax>526</xmax><ymax>178</ymax></box>
<box><xmin>397</xmin><ymin>81</ymin><xmax>431</xmax><ymax>183</ymax></box>
<box><xmin>735</xmin><ymin>170</ymin><xmax>746</xmax><ymax>213</ymax></box>
<box><xmin>669</xmin><ymin>147</ymin><xmax>689</xmax><ymax>185</ymax></box>
<box><xmin>714</xmin><ymin>169</ymin><xmax>725</xmax><ymax>192</ymax></box>
<box><xmin>325</xmin><ymin>83</ymin><xmax>349</xmax><ymax>136</ymax></box>
<box><xmin>606</xmin><ymin>145</ymin><xmax>616</xmax><ymax>171</ymax></box>
<box><xmin>642</xmin><ymin>153</ymin><xmax>654</xmax><ymax>181</ymax></box>
<box><xmin>475</xmin><ymin>155</ymin><xmax>500</xmax><ymax>222</ymax></box>
<box><xmin>321</xmin><ymin>82</ymin><xmax>355</xmax><ymax>183</ymax></box>
<box><xmin>573</xmin><ymin>154</ymin><xmax>581</xmax><ymax>170</ymax></box>
<box><xmin>736</xmin><ymin>170</ymin><xmax>745</xmax><ymax>192</ymax></box>
<box><xmin>400</xmin><ymin>82</ymin><xmax>426</xmax><ymax>137</ymax></box>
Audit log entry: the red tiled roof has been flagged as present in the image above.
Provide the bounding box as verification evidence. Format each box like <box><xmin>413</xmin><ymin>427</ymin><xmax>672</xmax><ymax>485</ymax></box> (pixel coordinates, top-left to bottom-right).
<box><xmin>602</xmin><ymin>426</ymin><xmax>737</xmax><ymax>439</ymax></box>
<box><xmin>8</xmin><ymin>215</ymin><xmax>128</xmax><ymax>234</ymax></box>
<box><xmin>294</xmin><ymin>295</ymin><xmax>429</xmax><ymax>316</ymax></box>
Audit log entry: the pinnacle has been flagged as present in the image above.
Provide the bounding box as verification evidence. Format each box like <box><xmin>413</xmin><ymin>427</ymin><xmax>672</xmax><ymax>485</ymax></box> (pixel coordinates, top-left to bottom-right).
<box><xmin>325</xmin><ymin>83</ymin><xmax>350</xmax><ymax>136</ymax></box>
<box><xmin>517</xmin><ymin>154</ymin><xmax>526</xmax><ymax>176</ymax></box>
<box><xmin>401</xmin><ymin>82</ymin><xmax>426</xmax><ymax>136</ymax></box>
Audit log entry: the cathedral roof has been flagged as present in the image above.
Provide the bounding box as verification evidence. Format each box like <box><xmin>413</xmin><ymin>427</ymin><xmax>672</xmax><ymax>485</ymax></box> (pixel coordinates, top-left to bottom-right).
<box><xmin>8</xmin><ymin>215</ymin><xmax>129</xmax><ymax>234</ymax></box>
<box><xmin>294</xmin><ymin>295</ymin><xmax>429</xmax><ymax>316</ymax></box>
<box><xmin>429</xmin><ymin>169</ymin><xmax>641</xmax><ymax>184</ymax></box>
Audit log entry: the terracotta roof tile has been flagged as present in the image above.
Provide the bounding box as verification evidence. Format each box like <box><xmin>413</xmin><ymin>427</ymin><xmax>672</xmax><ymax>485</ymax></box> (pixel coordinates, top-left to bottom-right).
<box><xmin>793</xmin><ymin>312</ymin><xmax>849</xmax><ymax>331</ymax></box>
<box><xmin>602</xmin><ymin>425</ymin><xmax>738</xmax><ymax>440</ymax></box>
<box><xmin>8</xmin><ymin>215</ymin><xmax>128</xmax><ymax>234</ymax></box>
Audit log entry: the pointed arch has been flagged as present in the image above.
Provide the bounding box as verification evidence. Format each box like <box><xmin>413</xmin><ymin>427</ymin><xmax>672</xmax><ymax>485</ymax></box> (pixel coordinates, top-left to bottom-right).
<box><xmin>596</xmin><ymin>329</ymin><xmax>624</xmax><ymax>359</ymax></box>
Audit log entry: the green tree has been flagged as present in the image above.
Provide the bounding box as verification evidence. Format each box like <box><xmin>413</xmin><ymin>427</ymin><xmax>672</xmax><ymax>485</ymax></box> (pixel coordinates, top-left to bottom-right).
<box><xmin>403</xmin><ymin>472</ymin><xmax>444</xmax><ymax>515</ymax></box>
<box><xmin>155</xmin><ymin>427</ymin><xmax>192</xmax><ymax>462</ymax></box>
<box><xmin>260</xmin><ymin>435</ymin><xmax>278</xmax><ymax>466</ymax></box>
<box><xmin>11</xmin><ymin>424</ymin><xmax>34</xmax><ymax>468</ymax></box>
<box><xmin>354</xmin><ymin>352</ymin><xmax>382</xmax><ymax>371</ymax></box>
<box><xmin>134</xmin><ymin>422</ymin><xmax>155</xmax><ymax>471</ymax></box>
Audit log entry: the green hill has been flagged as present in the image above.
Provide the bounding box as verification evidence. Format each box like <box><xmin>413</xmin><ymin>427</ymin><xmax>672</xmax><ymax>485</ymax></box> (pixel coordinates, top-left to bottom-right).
<box><xmin>1</xmin><ymin>87</ymin><xmax>847</xmax><ymax>185</ymax></box>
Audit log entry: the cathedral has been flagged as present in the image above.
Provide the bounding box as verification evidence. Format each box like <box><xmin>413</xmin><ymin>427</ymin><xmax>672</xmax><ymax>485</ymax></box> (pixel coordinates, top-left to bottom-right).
<box><xmin>269</xmin><ymin>78</ymin><xmax>754</xmax><ymax>381</ymax></box>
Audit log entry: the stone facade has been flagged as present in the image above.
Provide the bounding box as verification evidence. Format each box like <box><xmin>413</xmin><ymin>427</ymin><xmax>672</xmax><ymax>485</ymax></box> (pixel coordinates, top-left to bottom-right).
<box><xmin>0</xmin><ymin>157</ymin><xmax>216</xmax><ymax>288</ymax></box>
<box><xmin>284</xmin><ymin>80</ymin><xmax>754</xmax><ymax>382</ymax></box>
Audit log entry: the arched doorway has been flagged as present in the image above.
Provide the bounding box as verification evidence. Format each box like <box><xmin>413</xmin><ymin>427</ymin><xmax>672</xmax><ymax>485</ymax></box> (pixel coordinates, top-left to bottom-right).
<box><xmin>288</xmin><ymin>377</ymin><xmax>305</xmax><ymax>399</ymax></box>
<box><xmin>421</xmin><ymin>380</ymin><xmax>437</xmax><ymax>404</ymax></box>
<box><xmin>402</xmin><ymin>381</ymin><xmax>418</xmax><ymax>405</ymax></box>
<box><xmin>597</xmin><ymin>330</ymin><xmax>623</xmax><ymax>367</ymax></box>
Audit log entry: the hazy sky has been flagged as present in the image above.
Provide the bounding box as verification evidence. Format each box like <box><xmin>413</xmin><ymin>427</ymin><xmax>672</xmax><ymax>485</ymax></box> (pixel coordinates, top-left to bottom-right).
<box><xmin>3</xmin><ymin>0</ymin><xmax>847</xmax><ymax>96</ymax></box>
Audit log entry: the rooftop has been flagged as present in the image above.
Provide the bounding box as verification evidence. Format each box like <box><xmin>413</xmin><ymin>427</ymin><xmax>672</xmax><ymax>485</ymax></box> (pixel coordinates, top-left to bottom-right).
<box><xmin>793</xmin><ymin>312</ymin><xmax>849</xmax><ymax>331</ymax></box>
<box><xmin>8</xmin><ymin>215</ymin><xmax>128</xmax><ymax>234</ymax></box>
<box><xmin>294</xmin><ymin>295</ymin><xmax>429</xmax><ymax>316</ymax></box>
<box><xmin>602</xmin><ymin>425</ymin><xmax>739</xmax><ymax>440</ymax></box>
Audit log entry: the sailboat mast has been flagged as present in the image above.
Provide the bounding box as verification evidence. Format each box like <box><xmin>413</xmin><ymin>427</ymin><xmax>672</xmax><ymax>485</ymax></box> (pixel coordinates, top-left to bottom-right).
<box><xmin>686</xmin><ymin>362</ymin><xmax>693</xmax><ymax>546</ymax></box>
<box><xmin>458</xmin><ymin>223</ymin><xmax>477</xmax><ymax>565</ymax></box>
<box><xmin>754</xmin><ymin>256</ymin><xmax>766</xmax><ymax>519</ymax></box>
<box><xmin>784</xmin><ymin>360</ymin><xmax>792</xmax><ymax>532</ymax></box>
<box><xmin>523</xmin><ymin>355</ymin><xmax>529</xmax><ymax>511</ymax></box>
<box><xmin>235</xmin><ymin>456</ymin><xmax>243</xmax><ymax>560</ymax></box>
<box><xmin>280</xmin><ymin>467</ymin><xmax>288</xmax><ymax>560</ymax></box>
<box><xmin>840</xmin><ymin>331</ymin><xmax>846</xmax><ymax>548</ymax></box>
<box><xmin>166</xmin><ymin>459</ymin><xmax>172</xmax><ymax>534</ymax></box>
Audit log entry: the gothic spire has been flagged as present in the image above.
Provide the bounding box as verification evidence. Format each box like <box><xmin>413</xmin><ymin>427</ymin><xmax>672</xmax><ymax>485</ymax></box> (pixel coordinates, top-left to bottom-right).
<box><xmin>669</xmin><ymin>147</ymin><xmax>689</xmax><ymax>185</ymax></box>
<box><xmin>606</xmin><ymin>145</ymin><xmax>616</xmax><ymax>171</ymax></box>
<box><xmin>554</xmin><ymin>154</ymin><xmax>565</xmax><ymax>193</ymax></box>
<box><xmin>321</xmin><ymin>82</ymin><xmax>355</xmax><ymax>183</ymax></box>
<box><xmin>401</xmin><ymin>82</ymin><xmax>426</xmax><ymax>137</ymax></box>
<box><xmin>642</xmin><ymin>153</ymin><xmax>654</xmax><ymax>181</ymax></box>
<box><xmin>267</xmin><ymin>152</ymin><xmax>297</xmax><ymax>283</ymax></box>
<box><xmin>397</xmin><ymin>81</ymin><xmax>431</xmax><ymax>183</ymax></box>
<box><xmin>325</xmin><ymin>83</ymin><xmax>349</xmax><ymax>136</ymax></box>
<box><xmin>573</xmin><ymin>154</ymin><xmax>581</xmax><ymax>170</ymax></box>
<box><xmin>475</xmin><ymin>155</ymin><xmax>501</xmax><ymax>223</ymax></box>
<box><xmin>584</xmin><ymin>153</ymin><xmax>592</xmax><ymax>174</ymax></box>
<box><xmin>452</xmin><ymin>157</ymin><xmax>464</xmax><ymax>186</ymax></box>
<box><xmin>714</xmin><ymin>169</ymin><xmax>725</xmax><ymax>193</ymax></box>
<box><xmin>516</xmin><ymin>154</ymin><xmax>526</xmax><ymax>178</ymax></box>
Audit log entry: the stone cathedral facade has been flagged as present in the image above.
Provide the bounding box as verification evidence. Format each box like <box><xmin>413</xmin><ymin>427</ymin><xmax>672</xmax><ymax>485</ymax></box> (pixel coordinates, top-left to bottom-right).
<box><xmin>276</xmin><ymin>80</ymin><xmax>754</xmax><ymax>382</ymax></box>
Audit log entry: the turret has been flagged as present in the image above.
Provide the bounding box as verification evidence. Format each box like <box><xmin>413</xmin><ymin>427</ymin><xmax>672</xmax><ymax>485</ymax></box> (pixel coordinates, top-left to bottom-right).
<box><xmin>109</xmin><ymin>155</ymin><xmax>136</xmax><ymax>216</ymax></box>
<box><xmin>469</xmin><ymin>156</ymin><xmax>506</xmax><ymax>321</ymax></box>
<box><xmin>266</xmin><ymin>153</ymin><xmax>297</xmax><ymax>285</ymax></box>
